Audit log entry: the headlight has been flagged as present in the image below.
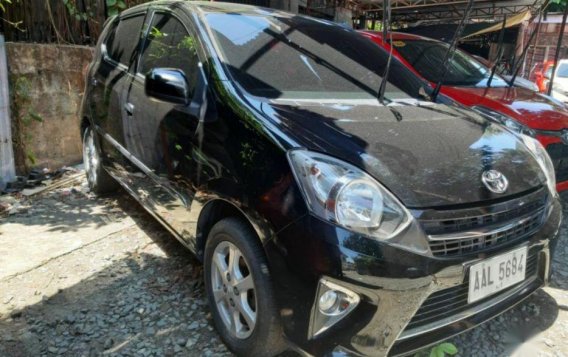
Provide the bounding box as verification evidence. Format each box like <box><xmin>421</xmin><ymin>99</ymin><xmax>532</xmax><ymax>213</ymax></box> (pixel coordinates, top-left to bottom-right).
<box><xmin>287</xmin><ymin>150</ymin><xmax>411</xmax><ymax>240</ymax></box>
<box><xmin>472</xmin><ymin>106</ymin><xmax>536</xmax><ymax>137</ymax></box>
<box><xmin>519</xmin><ymin>135</ymin><xmax>557</xmax><ymax>196</ymax></box>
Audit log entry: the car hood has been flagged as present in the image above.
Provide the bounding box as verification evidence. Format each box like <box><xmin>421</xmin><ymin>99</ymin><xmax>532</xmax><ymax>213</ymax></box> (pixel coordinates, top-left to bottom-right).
<box><xmin>440</xmin><ymin>86</ymin><xmax>568</xmax><ymax>131</ymax></box>
<box><xmin>260</xmin><ymin>100</ymin><xmax>545</xmax><ymax>208</ymax></box>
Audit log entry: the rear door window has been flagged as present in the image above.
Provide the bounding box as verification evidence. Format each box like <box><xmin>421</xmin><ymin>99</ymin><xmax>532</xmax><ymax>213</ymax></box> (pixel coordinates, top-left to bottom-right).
<box><xmin>106</xmin><ymin>14</ymin><xmax>146</xmax><ymax>67</ymax></box>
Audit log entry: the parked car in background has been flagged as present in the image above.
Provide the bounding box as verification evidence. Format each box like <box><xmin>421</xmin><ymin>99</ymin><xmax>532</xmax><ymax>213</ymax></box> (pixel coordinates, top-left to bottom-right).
<box><xmin>533</xmin><ymin>59</ymin><xmax>568</xmax><ymax>102</ymax></box>
<box><xmin>362</xmin><ymin>31</ymin><xmax>568</xmax><ymax>192</ymax></box>
<box><xmin>81</xmin><ymin>2</ymin><xmax>562</xmax><ymax>356</ymax></box>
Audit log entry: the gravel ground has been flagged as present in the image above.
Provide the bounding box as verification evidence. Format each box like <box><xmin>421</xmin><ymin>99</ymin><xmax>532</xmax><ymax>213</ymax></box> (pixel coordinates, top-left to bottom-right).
<box><xmin>0</xmin><ymin>177</ymin><xmax>567</xmax><ymax>356</ymax></box>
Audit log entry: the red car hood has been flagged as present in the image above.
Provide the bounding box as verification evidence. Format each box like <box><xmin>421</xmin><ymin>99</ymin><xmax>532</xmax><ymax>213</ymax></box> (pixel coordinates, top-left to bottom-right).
<box><xmin>440</xmin><ymin>86</ymin><xmax>568</xmax><ymax>131</ymax></box>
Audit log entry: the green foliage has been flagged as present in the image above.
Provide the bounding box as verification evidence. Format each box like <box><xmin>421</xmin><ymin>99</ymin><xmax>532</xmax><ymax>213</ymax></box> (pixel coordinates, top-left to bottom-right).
<box><xmin>62</xmin><ymin>0</ymin><xmax>93</xmax><ymax>21</ymax></box>
<box><xmin>549</xmin><ymin>0</ymin><xmax>567</xmax><ymax>12</ymax></box>
<box><xmin>429</xmin><ymin>343</ymin><xmax>458</xmax><ymax>357</ymax></box>
<box><xmin>106</xmin><ymin>0</ymin><xmax>126</xmax><ymax>17</ymax></box>
<box><xmin>10</xmin><ymin>76</ymin><xmax>43</xmax><ymax>168</ymax></box>
<box><xmin>240</xmin><ymin>142</ymin><xmax>256</xmax><ymax>166</ymax></box>
<box><xmin>0</xmin><ymin>0</ymin><xmax>12</xmax><ymax>13</ymax></box>
<box><xmin>414</xmin><ymin>342</ymin><xmax>458</xmax><ymax>357</ymax></box>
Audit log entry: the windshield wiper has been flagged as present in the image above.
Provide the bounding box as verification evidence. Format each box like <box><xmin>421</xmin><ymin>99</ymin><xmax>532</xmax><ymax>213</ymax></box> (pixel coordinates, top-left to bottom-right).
<box><xmin>431</xmin><ymin>0</ymin><xmax>474</xmax><ymax>101</ymax></box>
<box><xmin>377</xmin><ymin>0</ymin><xmax>393</xmax><ymax>105</ymax></box>
<box><xmin>376</xmin><ymin>0</ymin><xmax>403</xmax><ymax>121</ymax></box>
<box><xmin>487</xmin><ymin>15</ymin><xmax>507</xmax><ymax>87</ymax></box>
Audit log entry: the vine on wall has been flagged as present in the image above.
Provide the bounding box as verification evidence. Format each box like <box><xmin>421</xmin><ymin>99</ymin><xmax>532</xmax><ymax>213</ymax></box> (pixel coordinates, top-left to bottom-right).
<box><xmin>9</xmin><ymin>75</ymin><xmax>43</xmax><ymax>171</ymax></box>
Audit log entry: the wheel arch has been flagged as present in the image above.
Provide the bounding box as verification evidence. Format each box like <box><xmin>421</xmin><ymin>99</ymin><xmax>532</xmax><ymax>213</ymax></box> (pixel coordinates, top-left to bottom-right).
<box><xmin>195</xmin><ymin>198</ymin><xmax>276</xmax><ymax>261</ymax></box>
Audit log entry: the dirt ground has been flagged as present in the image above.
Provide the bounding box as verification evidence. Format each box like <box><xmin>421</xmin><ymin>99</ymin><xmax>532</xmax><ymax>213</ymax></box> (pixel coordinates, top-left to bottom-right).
<box><xmin>0</xmin><ymin>173</ymin><xmax>567</xmax><ymax>357</ymax></box>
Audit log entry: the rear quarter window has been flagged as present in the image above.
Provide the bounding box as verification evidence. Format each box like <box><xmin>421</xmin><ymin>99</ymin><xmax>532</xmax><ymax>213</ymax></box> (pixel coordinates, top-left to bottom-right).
<box><xmin>105</xmin><ymin>14</ymin><xmax>146</xmax><ymax>67</ymax></box>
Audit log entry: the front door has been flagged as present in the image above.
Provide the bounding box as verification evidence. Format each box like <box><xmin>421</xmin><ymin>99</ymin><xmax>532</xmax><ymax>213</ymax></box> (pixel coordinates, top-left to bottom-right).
<box><xmin>123</xmin><ymin>10</ymin><xmax>202</xmax><ymax>245</ymax></box>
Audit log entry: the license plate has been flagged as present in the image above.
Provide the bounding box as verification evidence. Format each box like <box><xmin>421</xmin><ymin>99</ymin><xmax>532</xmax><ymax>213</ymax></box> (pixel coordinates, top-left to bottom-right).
<box><xmin>468</xmin><ymin>246</ymin><xmax>528</xmax><ymax>304</ymax></box>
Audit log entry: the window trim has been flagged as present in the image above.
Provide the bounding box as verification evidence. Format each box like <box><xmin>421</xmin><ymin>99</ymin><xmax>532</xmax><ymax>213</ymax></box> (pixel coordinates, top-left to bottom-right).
<box><xmin>101</xmin><ymin>11</ymin><xmax>148</xmax><ymax>71</ymax></box>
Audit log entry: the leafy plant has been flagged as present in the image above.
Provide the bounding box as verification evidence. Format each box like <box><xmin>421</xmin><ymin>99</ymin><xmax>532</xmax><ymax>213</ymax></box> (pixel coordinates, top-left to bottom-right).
<box><xmin>0</xmin><ymin>0</ymin><xmax>12</xmax><ymax>13</ymax></box>
<box><xmin>62</xmin><ymin>0</ymin><xmax>93</xmax><ymax>21</ymax></box>
<box><xmin>415</xmin><ymin>342</ymin><xmax>458</xmax><ymax>357</ymax></box>
<box><xmin>106</xmin><ymin>0</ymin><xmax>127</xmax><ymax>17</ymax></box>
<box><xmin>429</xmin><ymin>343</ymin><xmax>458</xmax><ymax>357</ymax></box>
<box><xmin>549</xmin><ymin>0</ymin><xmax>567</xmax><ymax>12</ymax></box>
<box><xmin>10</xmin><ymin>76</ymin><xmax>43</xmax><ymax>168</ymax></box>
<box><xmin>0</xmin><ymin>0</ymin><xmax>24</xmax><ymax>31</ymax></box>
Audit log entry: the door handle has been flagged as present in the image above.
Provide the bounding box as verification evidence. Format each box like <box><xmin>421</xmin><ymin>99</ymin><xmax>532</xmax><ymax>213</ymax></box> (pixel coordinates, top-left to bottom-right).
<box><xmin>124</xmin><ymin>103</ymin><xmax>134</xmax><ymax>115</ymax></box>
<box><xmin>90</xmin><ymin>77</ymin><xmax>98</xmax><ymax>86</ymax></box>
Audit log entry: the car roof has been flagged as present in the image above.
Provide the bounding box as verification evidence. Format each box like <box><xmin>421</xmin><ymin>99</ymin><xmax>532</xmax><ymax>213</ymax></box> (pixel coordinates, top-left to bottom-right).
<box><xmin>122</xmin><ymin>0</ymin><xmax>284</xmax><ymax>16</ymax></box>
<box><xmin>360</xmin><ymin>31</ymin><xmax>436</xmax><ymax>42</ymax></box>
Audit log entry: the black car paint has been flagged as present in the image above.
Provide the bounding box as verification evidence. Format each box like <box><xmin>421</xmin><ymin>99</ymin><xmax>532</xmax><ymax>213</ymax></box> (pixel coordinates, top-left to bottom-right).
<box><xmin>80</xmin><ymin>1</ymin><xmax>562</xmax><ymax>356</ymax></box>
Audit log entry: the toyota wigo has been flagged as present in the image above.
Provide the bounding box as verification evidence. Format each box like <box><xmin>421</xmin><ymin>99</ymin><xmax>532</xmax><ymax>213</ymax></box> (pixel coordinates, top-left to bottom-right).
<box><xmin>81</xmin><ymin>1</ymin><xmax>561</xmax><ymax>356</ymax></box>
<box><xmin>361</xmin><ymin>31</ymin><xmax>568</xmax><ymax>193</ymax></box>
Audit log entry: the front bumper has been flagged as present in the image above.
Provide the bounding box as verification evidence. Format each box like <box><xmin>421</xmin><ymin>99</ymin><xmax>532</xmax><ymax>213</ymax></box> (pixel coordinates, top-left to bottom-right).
<box><xmin>267</xmin><ymin>194</ymin><xmax>562</xmax><ymax>356</ymax></box>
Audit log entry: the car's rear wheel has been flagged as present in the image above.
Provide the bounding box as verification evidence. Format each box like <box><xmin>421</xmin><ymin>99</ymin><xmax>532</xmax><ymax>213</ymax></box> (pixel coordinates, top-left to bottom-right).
<box><xmin>82</xmin><ymin>126</ymin><xmax>117</xmax><ymax>194</ymax></box>
<box><xmin>204</xmin><ymin>217</ymin><xmax>286</xmax><ymax>356</ymax></box>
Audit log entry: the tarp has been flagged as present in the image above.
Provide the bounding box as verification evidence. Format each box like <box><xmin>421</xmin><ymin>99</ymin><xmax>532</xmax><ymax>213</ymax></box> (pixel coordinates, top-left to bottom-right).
<box><xmin>400</xmin><ymin>10</ymin><xmax>531</xmax><ymax>42</ymax></box>
<box><xmin>463</xmin><ymin>10</ymin><xmax>531</xmax><ymax>38</ymax></box>
<box><xmin>401</xmin><ymin>23</ymin><xmax>497</xmax><ymax>42</ymax></box>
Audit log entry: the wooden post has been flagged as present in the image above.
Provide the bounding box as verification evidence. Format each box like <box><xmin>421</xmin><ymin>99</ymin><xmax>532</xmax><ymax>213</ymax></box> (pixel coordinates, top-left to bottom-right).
<box><xmin>0</xmin><ymin>34</ymin><xmax>16</xmax><ymax>190</ymax></box>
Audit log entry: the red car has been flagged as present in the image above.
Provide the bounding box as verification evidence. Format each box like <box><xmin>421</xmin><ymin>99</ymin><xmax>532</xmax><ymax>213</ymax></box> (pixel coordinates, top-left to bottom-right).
<box><xmin>361</xmin><ymin>31</ymin><xmax>568</xmax><ymax>192</ymax></box>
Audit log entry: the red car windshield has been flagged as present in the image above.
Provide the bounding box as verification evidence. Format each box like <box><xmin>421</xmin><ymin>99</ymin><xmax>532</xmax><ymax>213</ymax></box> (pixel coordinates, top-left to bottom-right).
<box><xmin>392</xmin><ymin>39</ymin><xmax>509</xmax><ymax>87</ymax></box>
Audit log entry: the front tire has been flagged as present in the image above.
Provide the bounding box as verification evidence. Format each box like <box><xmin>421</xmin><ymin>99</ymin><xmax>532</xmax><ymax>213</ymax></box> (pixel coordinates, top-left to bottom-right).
<box><xmin>82</xmin><ymin>126</ymin><xmax>117</xmax><ymax>194</ymax></box>
<box><xmin>204</xmin><ymin>218</ymin><xmax>286</xmax><ymax>356</ymax></box>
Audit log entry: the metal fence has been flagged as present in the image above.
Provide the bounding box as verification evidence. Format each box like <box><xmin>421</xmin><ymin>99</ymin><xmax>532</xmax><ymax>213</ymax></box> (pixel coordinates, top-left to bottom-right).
<box><xmin>0</xmin><ymin>0</ymin><xmax>150</xmax><ymax>46</ymax></box>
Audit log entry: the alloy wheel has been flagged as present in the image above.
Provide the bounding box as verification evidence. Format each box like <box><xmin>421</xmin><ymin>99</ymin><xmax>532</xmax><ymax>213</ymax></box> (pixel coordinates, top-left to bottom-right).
<box><xmin>210</xmin><ymin>240</ymin><xmax>257</xmax><ymax>339</ymax></box>
<box><xmin>83</xmin><ymin>129</ymin><xmax>99</xmax><ymax>186</ymax></box>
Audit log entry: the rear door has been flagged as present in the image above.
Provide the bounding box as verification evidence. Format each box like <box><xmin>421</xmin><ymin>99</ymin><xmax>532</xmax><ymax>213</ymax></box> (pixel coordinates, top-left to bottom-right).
<box><xmin>91</xmin><ymin>12</ymin><xmax>147</xmax><ymax>181</ymax></box>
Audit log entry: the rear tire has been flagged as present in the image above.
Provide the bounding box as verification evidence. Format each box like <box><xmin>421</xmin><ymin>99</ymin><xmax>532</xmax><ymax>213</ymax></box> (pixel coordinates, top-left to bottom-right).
<box><xmin>204</xmin><ymin>217</ymin><xmax>286</xmax><ymax>356</ymax></box>
<box><xmin>82</xmin><ymin>126</ymin><xmax>118</xmax><ymax>194</ymax></box>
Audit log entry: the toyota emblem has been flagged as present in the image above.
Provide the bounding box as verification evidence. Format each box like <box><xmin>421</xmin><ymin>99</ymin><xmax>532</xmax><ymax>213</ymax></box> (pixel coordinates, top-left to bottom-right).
<box><xmin>482</xmin><ymin>170</ymin><xmax>509</xmax><ymax>194</ymax></box>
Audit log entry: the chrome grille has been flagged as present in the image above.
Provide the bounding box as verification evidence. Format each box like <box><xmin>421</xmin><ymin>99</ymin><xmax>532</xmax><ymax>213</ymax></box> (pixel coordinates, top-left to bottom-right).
<box><xmin>428</xmin><ymin>210</ymin><xmax>544</xmax><ymax>256</ymax></box>
<box><xmin>420</xmin><ymin>189</ymin><xmax>548</xmax><ymax>257</ymax></box>
<box><xmin>420</xmin><ymin>197</ymin><xmax>545</xmax><ymax>235</ymax></box>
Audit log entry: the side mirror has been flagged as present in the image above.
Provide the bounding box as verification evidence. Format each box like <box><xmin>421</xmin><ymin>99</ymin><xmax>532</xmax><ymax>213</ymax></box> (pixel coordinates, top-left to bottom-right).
<box><xmin>145</xmin><ymin>68</ymin><xmax>190</xmax><ymax>105</ymax></box>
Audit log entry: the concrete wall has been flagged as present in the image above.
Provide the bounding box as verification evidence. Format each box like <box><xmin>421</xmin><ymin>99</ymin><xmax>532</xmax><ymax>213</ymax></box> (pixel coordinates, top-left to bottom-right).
<box><xmin>6</xmin><ymin>43</ymin><xmax>93</xmax><ymax>174</ymax></box>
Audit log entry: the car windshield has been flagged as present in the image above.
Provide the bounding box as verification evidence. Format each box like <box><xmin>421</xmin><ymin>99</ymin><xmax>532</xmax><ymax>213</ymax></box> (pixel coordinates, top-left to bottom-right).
<box><xmin>557</xmin><ymin>63</ymin><xmax>568</xmax><ymax>78</ymax></box>
<box><xmin>392</xmin><ymin>39</ymin><xmax>509</xmax><ymax>87</ymax></box>
<box><xmin>203</xmin><ymin>11</ymin><xmax>426</xmax><ymax>101</ymax></box>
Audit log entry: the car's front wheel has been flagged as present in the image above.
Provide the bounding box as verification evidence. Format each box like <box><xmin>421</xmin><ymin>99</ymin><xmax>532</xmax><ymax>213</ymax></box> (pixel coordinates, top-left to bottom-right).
<box><xmin>204</xmin><ymin>217</ymin><xmax>286</xmax><ymax>356</ymax></box>
<box><xmin>82</xmin><ymin>126</ymin><xmax>117</xmax><ymax>194</ymax></box>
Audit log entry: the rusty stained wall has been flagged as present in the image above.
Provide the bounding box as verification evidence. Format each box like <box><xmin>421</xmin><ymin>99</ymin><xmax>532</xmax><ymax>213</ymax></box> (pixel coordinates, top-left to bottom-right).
<box><xmin>6</xmin><ymin>43</ymin><xmax>93</xmax><ymax>173</ymax></box>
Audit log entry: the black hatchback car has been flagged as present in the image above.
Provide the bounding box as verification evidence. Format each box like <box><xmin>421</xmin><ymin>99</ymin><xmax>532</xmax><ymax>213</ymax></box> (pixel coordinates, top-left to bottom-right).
<box><xmin>80</xmin><ymin>1</ymin><xmax>562</xmax><ymax>356</ymax></box>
